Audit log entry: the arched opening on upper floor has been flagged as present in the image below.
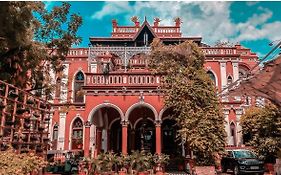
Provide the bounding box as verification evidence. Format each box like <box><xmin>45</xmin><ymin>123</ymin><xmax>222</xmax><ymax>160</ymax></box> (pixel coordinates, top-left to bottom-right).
<box><xmin>239</xmin><ymin>64</ymin><xmax>250</xmax><ymax>78</ymax></box>
<box><xmin>207</xmin><ymin>70</ymin><xmax>217</xmax><ymax>87</ymax></box>
<box><xmin>227</xmin><ymin>75</ymin><xmax>233</xmax><ymax>85</ymax></box>
<box><xmin>230</xmin><ymin>122</ymin><xmax>236</xmax><ymax>146</ymax></box>
<box><xmin>73</xmin><ymin>71</ymin><xmax>85</xmax><ymax>103</ymax></box>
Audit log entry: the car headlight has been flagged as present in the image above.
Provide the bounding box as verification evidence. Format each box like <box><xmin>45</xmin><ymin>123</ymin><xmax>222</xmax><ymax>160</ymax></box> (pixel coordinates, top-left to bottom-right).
<box><xmin>240</xmin><ymin>166</ymin><xmax>246</xmax><ymax>170</ymax></box>
<box><xmin>238</xmin><ymin>160</ymin><xmax>247</xmax><ymax>164</ymax></box>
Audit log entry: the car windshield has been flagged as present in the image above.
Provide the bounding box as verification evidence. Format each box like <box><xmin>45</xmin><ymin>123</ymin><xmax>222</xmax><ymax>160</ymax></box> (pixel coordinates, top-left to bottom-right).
<box><xmin>233</xmin><ymin>150</ymin><xmax>257</xmax><ymax>159</ymax></box>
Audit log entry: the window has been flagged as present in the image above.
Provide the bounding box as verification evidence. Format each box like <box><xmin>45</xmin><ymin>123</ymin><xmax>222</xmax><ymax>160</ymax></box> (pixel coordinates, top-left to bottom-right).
<box><xmin>227</xmin><ymin>76</ymin><xmax>233</xmax><ymax>85</ymax></box>
<box><xmin>52</xmin><ymin>123</ymin><xmax>59</xmax><ymax>150</ymax></box>
<box><xmin>230</xmin><ymin>123</ymin><xmax>236</xmax><ymax>146</ymax></box>
<box><xmin>53</xmin><ymin>124</ymin><xmax>59</xmax><ymax>140</ymax></box>
<box><xmin>207</xmin><ymin>71</ymin><xmax>216</xmax><ymax>85</ymax></box>
<box><xmin>55</xmin><ymin>78</ymin><xmax>61</xmax><ymax>98</ymax></box>
<box><xmin>74</xmin><ymin>71</ymin><xmax>84</xmax><ymax>103</ymax></box>
<box><xmin>72</xmin><ymin>118</ymin><xmax>83</xmax><ymax>149</ymax></box>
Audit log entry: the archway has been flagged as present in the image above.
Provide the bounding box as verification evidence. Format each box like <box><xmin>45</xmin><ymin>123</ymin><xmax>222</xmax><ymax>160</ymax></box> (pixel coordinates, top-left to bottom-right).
<box><xmin>89</xmin><ymin>104</ymin><xmax>124</xmax><ymax>153</ymax></box>
<box><xmin>127</xmin><ymin>104</ymin><xmax>157</xmax><ymax>153</ymax></box>
<box><xmin>161</xmin><ymin>108</ymin><xmax>182</xmax><ymax>156</ymax></box>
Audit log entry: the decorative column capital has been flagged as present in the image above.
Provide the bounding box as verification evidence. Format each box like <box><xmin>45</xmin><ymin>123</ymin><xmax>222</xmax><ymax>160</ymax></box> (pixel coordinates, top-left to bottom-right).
<box><xmin>154</xmin><ymin>120</ymin><xmax>162</xmax><ymax>127</ymax></box>
<box><xmin>121</xmin><ymin>120</ymin><xmax>129</xmax><ymax>127</ymax></box>
<box><xmin>84</xmin><ymin>121</ymin><xmax>92</xmax><ymax>128</ymax></box>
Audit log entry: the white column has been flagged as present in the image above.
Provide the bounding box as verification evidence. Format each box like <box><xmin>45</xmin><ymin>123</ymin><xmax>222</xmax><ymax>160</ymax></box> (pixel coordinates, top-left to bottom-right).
<box><xmin>223</xmin><ymin>109</ymin><xmax>232</xmax><ymax>146</ymax></box>
<box><xmin>102</xmin><ymin>129</ymin><xmax>107</xmax><ymax>151</ymax></box>
<box><xmin>49</xmin><ymin>68</ymin><xmax>56</xmax><ymax>103</ymax></box>
<box><xmin>60</xmin><ymin>63</ymin><xmax>69</xmax><ymax>103</ymax></box>
<box><xmin>220</xmin><ymin>61</ymin><xmax>227</xmax><ymax>89</ymax></box>
<box><xmin>90</xmin><ymin>124</ymin><xmax>96</xmax><ymax>153</ymax></box>
<box><xmin>235</xmin><ymin>108</ymin><xmax>244</xmax><ymax>146</ymax></box>
<box><xmin>57</xmin><ymin>112</ymin><xmax>66</xmax><ymax>150</ymax></box>
<box><xmin>232</xmin><ymin>61</ymin><xmax>239</xmax><ymax>81</ymax></box>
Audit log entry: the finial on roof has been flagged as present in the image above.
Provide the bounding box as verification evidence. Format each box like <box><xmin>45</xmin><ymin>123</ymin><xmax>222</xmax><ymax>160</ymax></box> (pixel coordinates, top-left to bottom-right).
<box><xmin>144</xmin><ymin>16</ymin><xmax>147</xmax><ymax>22</ymax></box>
<box><xmin>131</xmin><ymin>16</ymin><xmax>140</xmax><ymax>27</ymax></box>
<box><xmin>154</xmin><ymin>17</ymin><xmax>161</xmax><ymax>27</ymax></box>
<box><xmin>112</xmin><ymin>19</ymin><xmax>117</xmax><ymax>28</ymax></box>
<box><xmin>174</xmin><ymin>17</ymin><xmax>182</xmax><ymax>27</ymax></box>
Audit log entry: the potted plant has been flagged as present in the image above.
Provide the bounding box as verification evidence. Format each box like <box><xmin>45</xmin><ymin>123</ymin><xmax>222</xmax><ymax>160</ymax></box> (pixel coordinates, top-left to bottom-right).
<box><xmin>153</xmin><ymin>153</ymin><xmax>169</xmax><ymax>175</ymax></box>
<box><xmin>116</xmin><ymin>154</ymin><xmax>129</xmax><ymax>175</ymax></box>
<box><xmin>174</xmin><ymin>156</ymin><xmax>185</xmax><ymax>171</ymax></box>
<box><xmin>99</xmin><ymin>152</ymin><xmax>117</xmax><ymax>174</ymax></box>
<box><xmin>132</xmin><ymin>151</ymin><xmax>153</xmax><ymax>175</ymax></box>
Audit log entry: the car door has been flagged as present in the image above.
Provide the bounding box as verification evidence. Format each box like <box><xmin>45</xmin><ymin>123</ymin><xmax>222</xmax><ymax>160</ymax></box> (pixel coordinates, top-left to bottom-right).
<box><xmin>224</xmin><ymin>150</ymin><xmax>235</xmax><ymax>170</ymax></box>
<box><xmin>227</xmin><ymin>151</ymin><xmax>236</xmax><ymax>170</ymax></box>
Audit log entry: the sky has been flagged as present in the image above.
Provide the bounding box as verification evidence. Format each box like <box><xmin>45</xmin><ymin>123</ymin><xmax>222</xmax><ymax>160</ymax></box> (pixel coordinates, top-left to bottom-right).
<box><xmin>44</xmin><ymin>1</ymin><xmax>281</xmax><ymax>59</ymax></box>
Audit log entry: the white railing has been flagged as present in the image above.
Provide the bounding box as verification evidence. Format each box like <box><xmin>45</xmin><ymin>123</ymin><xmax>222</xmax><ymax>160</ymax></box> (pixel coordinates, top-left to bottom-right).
<box><xmin>202</xmin><ymin>48</ymin><xmax>237</xmax><ymax>55</ymax></box>
<box><xmin>87</xmin><ymin>74</ymin><xmax>160</xmax><ymax>86</ymax></box>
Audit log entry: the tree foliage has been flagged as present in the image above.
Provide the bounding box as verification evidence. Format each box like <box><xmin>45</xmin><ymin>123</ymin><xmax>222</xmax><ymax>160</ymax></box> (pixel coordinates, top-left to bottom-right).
<box><xmin>149</xmin><ymin>39</ymin><xmax>226</xmax><ymax>165</ymax></box>
<box><xmin>0</xmin><ymin>147</ymin><xmax>47</xmax><ymax>175</ymax></box>
<box><xmin>0</xmin><ymin>2</ymin><xmax>82</xmax><ymax>96</ymax></box>
<box><xmin>240</xmin><ymin>104</ymin><xmax>281</xmax><ymax>161</ymax></box>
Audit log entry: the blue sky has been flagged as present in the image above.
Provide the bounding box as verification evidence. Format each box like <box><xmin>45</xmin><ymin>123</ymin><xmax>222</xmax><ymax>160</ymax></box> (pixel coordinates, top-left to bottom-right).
<box><xmin>44</xmin><ymin>1</ymin><xmax>281</xmax><ymax>59</ymax></box>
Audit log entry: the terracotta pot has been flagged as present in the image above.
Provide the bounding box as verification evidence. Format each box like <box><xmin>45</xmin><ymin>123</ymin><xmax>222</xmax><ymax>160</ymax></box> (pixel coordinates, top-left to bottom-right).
<box><xmin>137</xmin><ymin>171</ymin><xmax>149</xmax><ymax>175</ymax></box>
<box><xmin>155</xmin><ymin>171</ymin><xmax>164</xmax><ymax>175</ymax></box>
<box><xmin>194</xmin><ymin>166</ymin><xmax>216</xmax><ymax>175</ymax></box>
<box><xmin>266</xmin><ymin>163</ymin><xmax>274</xmax><ymax>172</ymax></box>
<box><xmin>178</xmin><ymin>164</ymin><xmax>184</xmax><ymax>171</ymax></box>
<box><xmin>118</xmin><ymin>170</ymin><xmax>126</xmax><ymax>175</ymax></box>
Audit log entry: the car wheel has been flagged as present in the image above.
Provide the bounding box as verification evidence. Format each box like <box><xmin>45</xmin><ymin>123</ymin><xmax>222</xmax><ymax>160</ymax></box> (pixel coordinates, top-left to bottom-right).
<box><xmin>221</xmin><ymin>165</ymin><xmax>227</xmax><ymax>173</ymax></box>
<box><xmin>233</xmin><ymin>165</ymin><xmax>239</xmax><ymax>175</ymax></box>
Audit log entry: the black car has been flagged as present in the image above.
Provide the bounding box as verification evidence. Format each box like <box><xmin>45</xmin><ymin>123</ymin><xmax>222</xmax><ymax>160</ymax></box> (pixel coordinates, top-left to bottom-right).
<box><xmin>221</xmin><ymin>149</ymin><xmax>265</xmax><ymax>175</ymax></box>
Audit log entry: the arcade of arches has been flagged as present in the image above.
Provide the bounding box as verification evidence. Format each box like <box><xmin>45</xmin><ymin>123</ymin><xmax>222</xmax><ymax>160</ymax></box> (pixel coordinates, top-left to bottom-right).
<box><xmin>66</xmin><ymin>104</ymin><xmax>185</xmax><ymax>157</ymax></box>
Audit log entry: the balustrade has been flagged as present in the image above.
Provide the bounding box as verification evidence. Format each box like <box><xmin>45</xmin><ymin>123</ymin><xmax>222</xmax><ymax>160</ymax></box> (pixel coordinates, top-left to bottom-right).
<box><xmin>87</xmin><ymin>74</ymin><xmax>160</xmax><ymax>86</ymax></box>
<box><xmin>202</xmin><ymin>48</ymin><xmax>237</xmax><ymax>55</ymax></box>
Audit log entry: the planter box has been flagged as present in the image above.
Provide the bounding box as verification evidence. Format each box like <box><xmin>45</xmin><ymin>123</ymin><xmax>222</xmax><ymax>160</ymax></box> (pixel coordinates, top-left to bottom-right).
<box><xmin>194</xmin><ymin>166</ymin><xmax>216</xmax><ymax>175</ymax></box>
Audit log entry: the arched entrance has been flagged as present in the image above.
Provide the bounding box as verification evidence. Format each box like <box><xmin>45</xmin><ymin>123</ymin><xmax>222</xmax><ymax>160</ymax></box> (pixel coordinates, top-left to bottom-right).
<box><xmin>126</xmin><ymin>103</ymin><xmax>157</xmax><ymax>153</ymax></box>
<box><xmin>135</xmin><ymin>119</ymin><xmax>155</xmax><ymax>153</ymax></box>
<box><xmin>89</xmin><ymin>104</ymin><xmax>124</xmax><ymax>154</ymax></box>
<box><xmin>162</xmin><ymin>119</ymin><xmax>179</xmax><ymax>155</ymax></box>
<box><xmin>109</xmin><ymin>119</ymin><xmax>132</xmax><ymax>153</ymax></box>
<box><xmin>160</xmin><ymin>108</ymin><xmax>182</xmax><ymax>156</ymax></box>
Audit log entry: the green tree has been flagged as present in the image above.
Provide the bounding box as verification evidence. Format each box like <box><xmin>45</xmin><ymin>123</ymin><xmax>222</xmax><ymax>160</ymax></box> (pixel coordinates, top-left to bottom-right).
<box><xmin>240</xmin><ymin>104</ymin><xmax>281</xmax><ymax>162</ymax></box>
<box><xmin>149</xmin><ymin>39</ymin><xmax>226</xmax><ymax>165</ymax></box>
<box><xmin>0</xmin><ymin>2</ymin><xmax>82</xmax><ymax>96</ymax></box>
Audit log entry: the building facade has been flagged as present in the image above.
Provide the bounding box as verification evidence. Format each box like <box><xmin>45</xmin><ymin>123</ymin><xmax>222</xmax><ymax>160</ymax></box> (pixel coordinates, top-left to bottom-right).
<box><xmin>49</xmin><ymin>18</ymin><xmax>259</xmax><ymax>157</ymax></box>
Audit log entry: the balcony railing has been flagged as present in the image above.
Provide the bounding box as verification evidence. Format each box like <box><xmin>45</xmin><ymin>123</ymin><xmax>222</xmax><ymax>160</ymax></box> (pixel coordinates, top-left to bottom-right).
<box><xmin>86</xmin><ymin>74</ymin><xmax>161</xmax><ymax>87</ymax></box>
<box><xmin>202</xmin><ymin>48</ymin><xmax>237</xmax><ymax>55</ymax></box>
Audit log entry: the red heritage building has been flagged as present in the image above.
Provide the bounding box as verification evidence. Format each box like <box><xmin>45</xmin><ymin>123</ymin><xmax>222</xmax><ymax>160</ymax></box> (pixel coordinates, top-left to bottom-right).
<box><xmin>49</xmin><ymin>18</ymin><xmax>259</xmax><ymax>157</ymax></box>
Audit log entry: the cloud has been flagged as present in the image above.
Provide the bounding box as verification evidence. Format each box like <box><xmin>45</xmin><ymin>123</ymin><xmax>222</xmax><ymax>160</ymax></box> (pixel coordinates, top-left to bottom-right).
<box><xmin>246</xmin><ymin>2</ymin><xmax>259</xmax><ymax>6</ymax></box>
<box><xmin>91</xmin><ymin>2</ymin><xmax>132</xmax><ymax>19</ymax></box>
<box><xmin>91</xmin><ymin>2</ymin><xmax>279</xmax><ymax>45</ymax></box>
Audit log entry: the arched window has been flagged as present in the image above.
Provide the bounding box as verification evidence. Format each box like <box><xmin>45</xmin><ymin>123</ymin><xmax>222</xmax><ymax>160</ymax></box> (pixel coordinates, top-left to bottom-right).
<box><xmin>230</xmin><ymin>123</ymin><xmax>236</xmax><ymax>146</ymax></box>
<box><xmin>227</xmin><ymin>76</ymin><xmax>233</xmax><ymax>85</ymax></box>
<box><xmin>207</xmin><ymin>71</ymin><xmax>216</xmax><ymax>85</ymax></box>
<box><xmin>239</xmin><ymin>65</ymin><xmax>250</xmax><ymax>78</ymax></box>
<box><xmin>71</xmin><ymin>118</ymin><xmax>83</xmax><ymax>149</ymax></box>
<box><xmin>55</xmin><ymin>78</ymin><xmax>61</xmax><ymax>98</ymax></box>
<box><xmin>52</xmin><ymin>123</ymin><xmax>59</xmax><ymax>150</ymax></box>
<box><xmin>74</xmin><ymin>71</ymin><xmax>84</xmax><ymax>103</ymax></box>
